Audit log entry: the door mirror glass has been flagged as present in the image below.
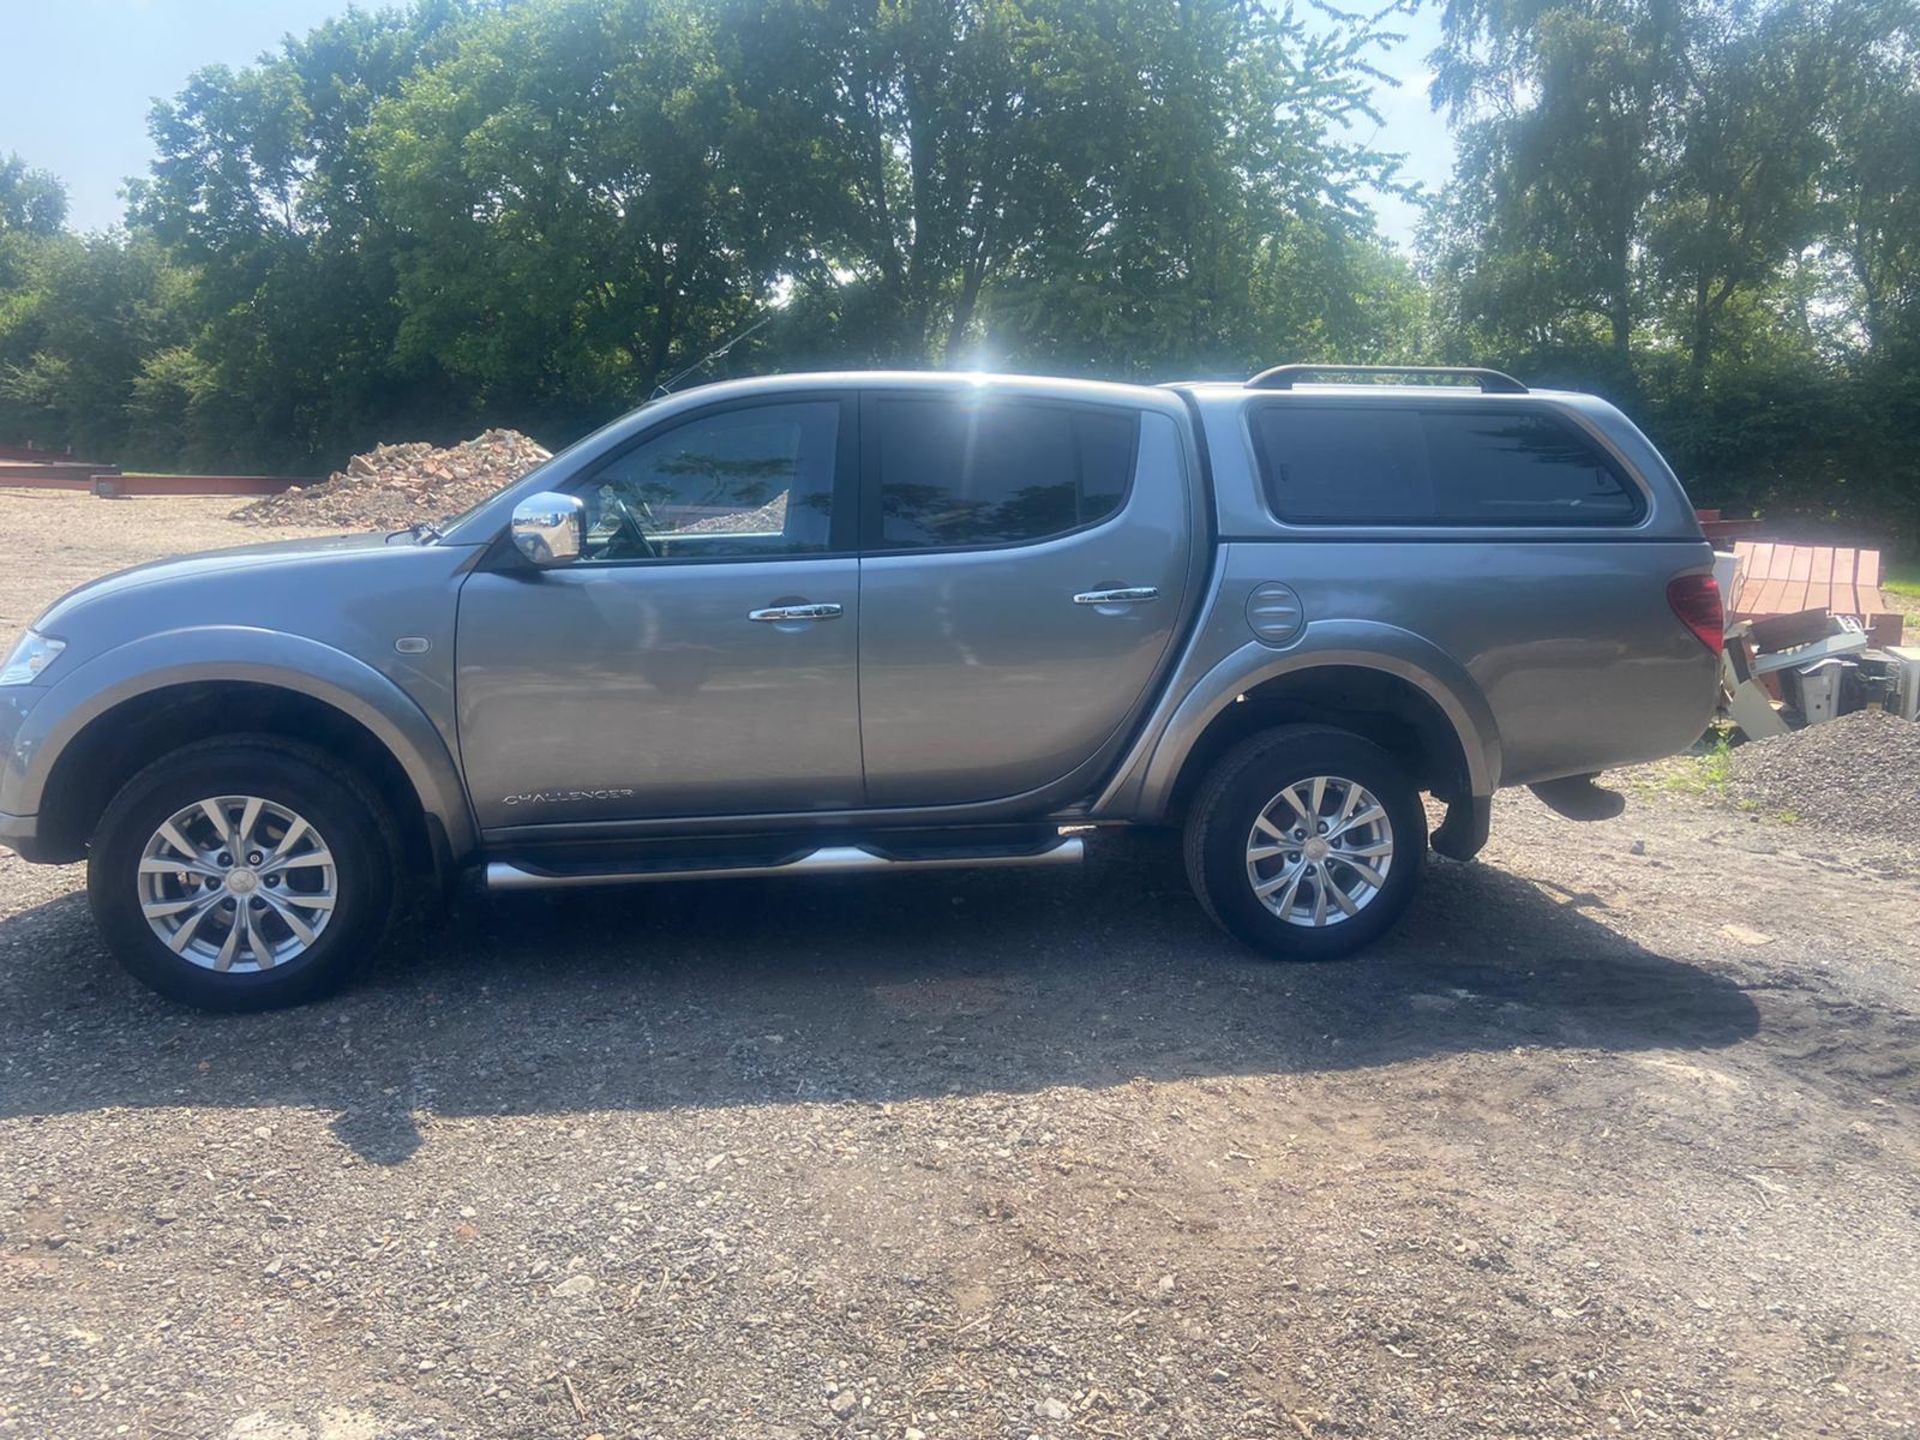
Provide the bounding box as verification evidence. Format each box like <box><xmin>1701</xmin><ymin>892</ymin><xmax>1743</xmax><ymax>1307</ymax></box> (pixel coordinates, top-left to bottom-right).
<box><xmin>511</xmin><ymin>492</ymin><xmax>586</xmax><ymax>566</ymax></box>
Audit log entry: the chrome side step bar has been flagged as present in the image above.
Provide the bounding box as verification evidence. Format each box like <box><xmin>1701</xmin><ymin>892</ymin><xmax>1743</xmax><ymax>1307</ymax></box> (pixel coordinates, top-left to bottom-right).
<box><xmin>485</xmin><ymin>836</ymin><xmax>1085</xmax><ymax>892</ymax></box>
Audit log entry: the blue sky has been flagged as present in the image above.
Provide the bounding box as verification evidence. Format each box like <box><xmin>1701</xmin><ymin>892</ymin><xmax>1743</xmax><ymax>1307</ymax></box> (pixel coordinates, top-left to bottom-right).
<box><xmin>1355</xmin><ymin>2</ymin><xmax>1452</xmax><ymax>251</ymax></box>
<box><xmin>0</xmin><ymin>0</ymin><xmax>1455</xmax><ymax>251</ymax></box>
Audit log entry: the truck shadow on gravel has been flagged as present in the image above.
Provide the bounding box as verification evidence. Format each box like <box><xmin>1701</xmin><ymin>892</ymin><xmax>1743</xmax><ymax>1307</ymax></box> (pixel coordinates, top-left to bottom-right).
<box><xmin>0</xmin><ymin>837</ymin><xmax>1760</xmax><ymax>1163</ymax></box>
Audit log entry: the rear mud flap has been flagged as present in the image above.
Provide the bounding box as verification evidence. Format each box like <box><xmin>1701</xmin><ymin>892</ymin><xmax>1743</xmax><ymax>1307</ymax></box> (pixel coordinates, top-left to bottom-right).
<box><xmin>1431</xmin><ymin>795</ymin><xmax>1490</xmax><ymax>862</ymax></box>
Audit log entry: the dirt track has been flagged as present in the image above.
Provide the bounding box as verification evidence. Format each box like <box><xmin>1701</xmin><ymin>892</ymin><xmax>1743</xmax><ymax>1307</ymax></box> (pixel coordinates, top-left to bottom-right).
<box><xmin>1</xmin><ymin>491</ymin><xmax>1917</xmax><ymax>1440</ymax></box>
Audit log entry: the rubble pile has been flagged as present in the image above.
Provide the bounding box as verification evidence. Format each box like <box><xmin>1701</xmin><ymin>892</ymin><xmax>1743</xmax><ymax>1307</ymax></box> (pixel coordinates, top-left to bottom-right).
<box><xmin>232</xmin><ymin>429</ymin><xmax>552</xmax><ymax>530</ymax></box>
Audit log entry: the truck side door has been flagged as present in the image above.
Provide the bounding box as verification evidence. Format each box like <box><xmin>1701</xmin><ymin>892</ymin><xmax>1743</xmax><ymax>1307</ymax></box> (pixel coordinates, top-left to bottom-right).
<box><xmin>456</xmin><ymin>393</ymin><xmax>863</xmax><ymax>833</ymax></box>
<box><xmin>855</xmin><ymin>389</ymin><xmax>1195</xmax><ymax>807</ymax></box>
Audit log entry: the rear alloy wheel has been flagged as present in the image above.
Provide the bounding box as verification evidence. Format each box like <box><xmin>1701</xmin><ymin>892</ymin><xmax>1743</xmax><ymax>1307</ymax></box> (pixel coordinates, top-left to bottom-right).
<box><xmin>1242</xmin><ymin>774</ymin><xmax>1396</xmax><ymax>929</ymax></box>
<box><xmin>90</xmin><ymin>739</ymin><xmax>397</xmax><ymax>1010</ymax></box>
<box><xmin>1185</xmin><ymin>726</ymin><xmax>1426</xmax><ymax>960</ymax></box>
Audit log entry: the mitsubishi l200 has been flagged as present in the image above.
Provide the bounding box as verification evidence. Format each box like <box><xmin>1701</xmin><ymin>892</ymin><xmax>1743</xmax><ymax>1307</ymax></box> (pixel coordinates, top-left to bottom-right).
<box><xmin>0</xmin><ymin>365</ymin><xmax>1722</xmax><ymax>1008</ymax></box>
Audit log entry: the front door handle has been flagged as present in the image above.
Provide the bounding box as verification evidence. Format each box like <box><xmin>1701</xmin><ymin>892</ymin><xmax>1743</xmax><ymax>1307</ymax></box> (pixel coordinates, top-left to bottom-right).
<box><xmin>749</xmin><ymin>602</ymin><xmax>844</xmax><ymax>622</ymax></box>
<box><xmin>1073</xmin><ymin>586</ymin><xmax>1160</xmax><ymax>606</ymax></box>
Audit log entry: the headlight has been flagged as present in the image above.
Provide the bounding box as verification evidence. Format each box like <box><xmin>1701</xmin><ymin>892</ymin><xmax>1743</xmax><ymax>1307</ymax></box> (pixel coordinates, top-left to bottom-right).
<box><xmin>0</xmin><ymin>630</ymin><xmax>65</xmax><ymax>686</ymax></box>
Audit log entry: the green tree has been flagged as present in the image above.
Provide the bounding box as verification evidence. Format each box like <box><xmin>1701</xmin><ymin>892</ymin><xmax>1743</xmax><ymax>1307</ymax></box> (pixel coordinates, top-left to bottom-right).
<box><xmin>0</xmin><ymin>154</ymin><xmax>68</xmax><ymax>237</ymax></box>
<box><xmin>134</xmin><ymin>2</ymin><xmax>478</xmax><ymax>469</ymax></box>
<box><xmin>1427</xmin><ymin>0</ymin><xmax>1686</xmax><ymax>386</ymax></box>
<box><xmin>1651</xmin><ymin>1</ymin><xmax>1843</xmax><ymax>388</ymax></box>
<box><xmin>749</xmin><ymin>0</ymin><xmax>1421</xmax><ymax>374</ymax></box>
<box><xmin>0</xmin><ymin>0</ymin><xmax>1481</xmax><ymax>483</ymax></box>
<box><xmin>0</xmin><ymin>155</ymin><xmax>75</xmax><ymax>449</ymax></box>
<box><xmin>1426</xmin><ymin>0</ymin><xmax>1920</xmax><ymax>546</ymax></box>
<box><xmin>1819</xmin><ymin>0</ymin><xmax>1920</xmax><ymax>358</ymax></box>
<box><xmin>0</xmin><ymin>230</ymin><xmax>195</xmax><ymax>462</ymax></box>
<box><xmin>367</xmin><ymin>0</ymin><xmax>779</xmax><ymax>429</ymax></box>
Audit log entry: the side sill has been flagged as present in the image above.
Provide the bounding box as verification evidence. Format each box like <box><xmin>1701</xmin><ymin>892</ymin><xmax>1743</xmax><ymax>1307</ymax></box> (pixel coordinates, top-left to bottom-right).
<box><xmin>486</xmin><ymin>835</ymin><xmax>1086</xmax><ymax>892</ymax></box>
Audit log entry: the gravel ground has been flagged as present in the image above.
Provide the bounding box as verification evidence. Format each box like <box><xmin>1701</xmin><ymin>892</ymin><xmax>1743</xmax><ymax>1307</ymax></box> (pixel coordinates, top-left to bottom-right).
<box><xmin>0</xmin><ymin>490</ymin><xmax>337</xmax><ymax>641</ymax></box>
<box><xmin>2</xmin><ymin>492</ymin><xmax>1919</xmax><ymax>1440</ymax></box>
<box><xmin>1727</xmin><ymin>709</ymin><xmax>1920</xmax><ymax>849</ymax></box>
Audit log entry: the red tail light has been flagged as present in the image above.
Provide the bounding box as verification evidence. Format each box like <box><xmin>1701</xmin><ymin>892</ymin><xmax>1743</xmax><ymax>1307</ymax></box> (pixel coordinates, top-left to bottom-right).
<box><xmin>1667</xmin><ymin>573</ymin><xmax>1723</xmax><ymax>655</ymax></box>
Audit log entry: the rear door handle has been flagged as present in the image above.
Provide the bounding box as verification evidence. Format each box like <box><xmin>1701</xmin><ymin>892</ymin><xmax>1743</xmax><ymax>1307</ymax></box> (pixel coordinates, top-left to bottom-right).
<box><xmin>1073</xmin><ymin>586</ymin><xmax>1160</xmax><ymax>606</ymax></box>
<box><xmin>749</xmin><ymin>602</ymin><xmax>844</xmax><ymax>622</ymax></box>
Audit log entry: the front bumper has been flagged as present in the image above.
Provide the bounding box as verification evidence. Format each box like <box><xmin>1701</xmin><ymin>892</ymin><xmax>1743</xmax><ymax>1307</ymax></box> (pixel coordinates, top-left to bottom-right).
<box><xmin>0</xmin><ymin>687</ymin><xmax>44</xmax><ymax>857</ymax></box>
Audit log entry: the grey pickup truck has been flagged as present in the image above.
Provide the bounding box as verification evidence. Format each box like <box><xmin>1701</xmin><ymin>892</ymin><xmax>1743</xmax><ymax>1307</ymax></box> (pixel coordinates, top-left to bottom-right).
<box><xmin>0</xmin><ymin>364</ymin><xmax>1723</xmax><ymax>1009</ymax></box>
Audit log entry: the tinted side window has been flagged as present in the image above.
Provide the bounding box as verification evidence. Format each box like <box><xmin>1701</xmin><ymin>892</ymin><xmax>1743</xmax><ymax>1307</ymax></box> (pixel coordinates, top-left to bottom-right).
<box><xmin>1248</xmin><ymin>407</ymin><xmax>1430</xmax><ymax>522</ymax></box>
<box><xmin>571</xmin><ymin>401</ymin><xmax>839</xmax><ymax>562</ymax></box>
<box><xmin>1423</xmin><ymin>411</ymin><xmax>1638</xmax><ymax>522</ymax></box>
<box><xmin>1251</xmin><ymin>404</ymin><xmax>1641</xmax><ymax>526</ymax></box>
<box><xmin>873</xmin><ymin>397</ymin><xmax>1138</xmax><ymax>549</ymax></box>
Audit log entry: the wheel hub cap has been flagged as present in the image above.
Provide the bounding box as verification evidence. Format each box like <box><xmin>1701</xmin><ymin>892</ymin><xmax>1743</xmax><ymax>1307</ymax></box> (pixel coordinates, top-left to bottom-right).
<box><xmin>1244</xmin><ymin>774</ymin><xmax>1395</xmax><ymax>928</ymax></box>
<box><xmin>136</xmin><ymin>795</ymin><xmax>338</xmax><ymax>973</ymax></box>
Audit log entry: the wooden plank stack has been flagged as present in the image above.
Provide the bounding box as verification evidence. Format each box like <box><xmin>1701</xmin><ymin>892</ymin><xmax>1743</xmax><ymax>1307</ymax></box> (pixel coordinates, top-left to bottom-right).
<box><xmin>1729</xmin><ymin>540</ymin><xmax>1904</xmax><ymax>647</ymax></box>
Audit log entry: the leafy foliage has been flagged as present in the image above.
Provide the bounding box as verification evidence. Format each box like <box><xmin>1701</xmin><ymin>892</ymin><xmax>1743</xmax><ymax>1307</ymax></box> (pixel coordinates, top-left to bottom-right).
<box><xmin>1425</xmin><ymin>0</ymin><xmax>1920</xmax><ymax>546</ymax></box>
<box><xmin>0</xmin><ymin>0</ymin><xmax>1418</xmax><ymax>472</ymax></box>
<box><xmin>0</xmin><ymin>0</ymin><xmax>1916</xmax><ymax>553</ymax></box>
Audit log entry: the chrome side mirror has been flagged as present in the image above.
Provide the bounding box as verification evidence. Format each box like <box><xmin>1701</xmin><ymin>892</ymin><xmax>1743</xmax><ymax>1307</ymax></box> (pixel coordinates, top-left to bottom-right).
<box><xmin>510</xmin><ymin>492</ymin><xmax>585</xmax><ymax>567</ymax></box>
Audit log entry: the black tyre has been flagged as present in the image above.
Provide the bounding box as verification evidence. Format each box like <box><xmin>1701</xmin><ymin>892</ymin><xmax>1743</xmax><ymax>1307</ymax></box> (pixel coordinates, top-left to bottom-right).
<box><xmin>87</xmin><ymin>738</ymin><xmax>399</xmax><ymax>1011</ymax></box>
<box><xmin>1183</xmin><ymin>725</ymin><xmax>1426</xmax><ymax>960</ymax></box>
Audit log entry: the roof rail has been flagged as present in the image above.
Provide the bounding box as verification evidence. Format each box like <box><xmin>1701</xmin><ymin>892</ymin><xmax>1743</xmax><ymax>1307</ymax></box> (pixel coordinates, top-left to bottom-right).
<box><xmin>1247</xmin><ymin>363</ymin><xmax>1529</xmax><ymax>395</ymax></box>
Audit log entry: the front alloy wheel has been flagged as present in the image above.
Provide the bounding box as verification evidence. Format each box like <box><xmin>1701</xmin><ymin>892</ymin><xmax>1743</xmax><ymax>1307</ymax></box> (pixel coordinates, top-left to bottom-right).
<box><xmin>90</xmin><ymin>738</ymin><xmax>397</xmax><ymax>1010</ymax></box>
<box><xmin>137</xmin><ymin>795</ymin><xmax>338</xmax><ymax>971</ymax></box>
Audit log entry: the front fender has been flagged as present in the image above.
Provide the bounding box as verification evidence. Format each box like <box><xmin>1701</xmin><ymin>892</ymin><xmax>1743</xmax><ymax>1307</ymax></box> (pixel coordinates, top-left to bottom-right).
<box><xmin>1093</xmin><ymin>619</ymin><xmax>1503</xmax><ymax>821</ymax></box>
<box><xmin>4</xmin><ymin>626</ymin><xmax>475</xmax><ymax>857</ymax></box>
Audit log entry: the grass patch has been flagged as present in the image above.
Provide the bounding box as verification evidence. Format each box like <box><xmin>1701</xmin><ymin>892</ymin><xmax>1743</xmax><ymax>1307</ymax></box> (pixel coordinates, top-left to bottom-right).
<box><xmin>1663</xmin><ymin>730</ymin><xmax>1736</xmax><ymax>795</ymax></box>
<box><xmin>1884</xmin><ymin>561</ymin><xmax>1920</xmax><ymax>598</ymax></box>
